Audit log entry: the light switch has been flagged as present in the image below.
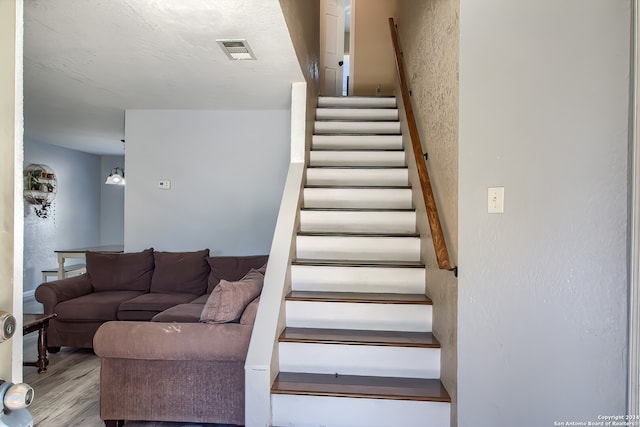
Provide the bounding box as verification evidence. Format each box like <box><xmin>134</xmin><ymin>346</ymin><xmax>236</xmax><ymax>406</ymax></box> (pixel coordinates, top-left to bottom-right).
<box><xmin>158</xmin><ymin>180</ymin><xmax>171</xmax><ymax>190</ymax></box>
<box><xmin>488</xmin><ymin>187</ymin><xmax>504</xmax><ymax>214</ymax></box>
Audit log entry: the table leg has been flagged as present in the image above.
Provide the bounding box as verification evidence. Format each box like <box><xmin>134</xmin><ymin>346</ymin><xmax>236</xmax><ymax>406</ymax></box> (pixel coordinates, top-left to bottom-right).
<box><xmin>57</xmin><ymin>252</ymin><xmax>66</xmax><ymax>280</ymax></box>
<box><xmin>37</xmin><ymin>324</ymin><xmax>48</xmax><ymax>373</ymax></box>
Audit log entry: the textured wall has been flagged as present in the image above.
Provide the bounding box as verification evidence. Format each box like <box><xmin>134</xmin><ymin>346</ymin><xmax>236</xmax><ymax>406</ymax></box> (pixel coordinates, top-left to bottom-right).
<box><xmin>458</xmin><ymin>1</ymin><xmax>629</xmax><ymax>426</ymax></box>
<box><xmin>279</xmin><ymin>0</ymin><xmax>320</xmax><ymax>156</ymax></box>
<box><xmin>351</xmin><ymin>0</ymin><xmax>397</xmax><ymax>96</ymax></box>
<box><xmin>279</xmin><ymin>0</ymin><xmax>320</xmax><ymax>88</ymax></box>
<box><xmin>23</xmin><ymin>139</ymin><xmax>102</xmax><ymax>293</ymax></box>
<box><xmin>124</xmin><ymin>110</ymin><xmax>290</xmax><ymax>255</ymax></box>
<box><xmin>396</xmin><ymin>1</ymin><xmax>459</xmax><ymax>425</ymax></box>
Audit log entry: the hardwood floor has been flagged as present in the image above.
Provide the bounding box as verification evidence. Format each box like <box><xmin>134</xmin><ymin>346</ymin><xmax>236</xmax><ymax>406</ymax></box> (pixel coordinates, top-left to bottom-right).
<box><xmin>23</xmin><ymin>339</ymin><xmax>235</xmax><ymax>427</ymax></box>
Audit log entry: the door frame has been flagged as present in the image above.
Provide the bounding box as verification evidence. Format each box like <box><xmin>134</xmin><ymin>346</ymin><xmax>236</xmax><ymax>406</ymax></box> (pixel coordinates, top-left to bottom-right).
<box><xmin>0</xmin><ymin>0</ymin><xmax>24</xmax><ymax>383</ymax></box>
<box><xmin>630</xmin><ymin>0</ymin><xmax>640</xmax><ymax>416</ymax></box>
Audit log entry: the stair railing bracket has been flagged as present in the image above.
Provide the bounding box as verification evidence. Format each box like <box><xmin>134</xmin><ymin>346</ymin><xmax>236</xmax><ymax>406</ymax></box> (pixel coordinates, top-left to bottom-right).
<box><xmin>449</xmin><ymin>266</ymin><xmax>458</xmax><ymax>277</ymax></box>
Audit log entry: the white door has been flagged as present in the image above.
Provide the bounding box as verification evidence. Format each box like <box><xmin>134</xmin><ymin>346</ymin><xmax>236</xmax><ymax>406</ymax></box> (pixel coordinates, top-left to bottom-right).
<box><xmin>320</xmin><ymin>0</ymin><xmax>345</xmax><ymax>96</ymax></box>
<box><xmin>0</xmin><ymin>0</ymin><xmax>23</xmax><ymax>382</ymax></box>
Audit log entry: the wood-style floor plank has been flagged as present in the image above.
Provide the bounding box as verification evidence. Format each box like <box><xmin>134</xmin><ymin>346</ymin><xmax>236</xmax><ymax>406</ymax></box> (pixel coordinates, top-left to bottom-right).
<box><xmin>272</xmin><ymin>372</ymin><xmax>451</xmax><ymax>402</ymax></box>
<box><xmin>279</xmin><ymin>327</ymin><xmax>440</xmax><ymax>348</ymax></box>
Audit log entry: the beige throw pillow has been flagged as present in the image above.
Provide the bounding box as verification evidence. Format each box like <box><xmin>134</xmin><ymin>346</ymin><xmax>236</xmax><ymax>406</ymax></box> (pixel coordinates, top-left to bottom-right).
<box><xmin>200</xmin><ymin>269</ymin><xmax>264</xmax><ymax>324</ymax></box>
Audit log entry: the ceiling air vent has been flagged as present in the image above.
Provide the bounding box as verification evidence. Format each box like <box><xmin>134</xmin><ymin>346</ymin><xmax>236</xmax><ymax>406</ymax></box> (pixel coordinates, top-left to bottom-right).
<box><xmin>217</xmin><ymin>39</ymin><xmax>256</xmax><ymax>60</ymax></box>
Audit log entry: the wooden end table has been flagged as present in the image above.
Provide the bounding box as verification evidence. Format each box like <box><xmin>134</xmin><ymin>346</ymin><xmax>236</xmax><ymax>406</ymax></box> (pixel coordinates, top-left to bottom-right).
<box><xmin>23</xmin><ymin>313</ymin><xmax>56</xmax><ymax>373</ymax></box>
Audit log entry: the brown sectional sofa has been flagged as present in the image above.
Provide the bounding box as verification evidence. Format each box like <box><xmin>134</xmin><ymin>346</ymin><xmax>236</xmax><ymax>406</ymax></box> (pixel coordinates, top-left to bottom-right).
<box><xmin>35</xmin><ymin>248</ymin><xmax>267</xmax><ymax>349</ymax></box>
<box><xmin>34</xmin><ymin>249</ymin><xmax>268</xmax><ymax>426</ymax></box>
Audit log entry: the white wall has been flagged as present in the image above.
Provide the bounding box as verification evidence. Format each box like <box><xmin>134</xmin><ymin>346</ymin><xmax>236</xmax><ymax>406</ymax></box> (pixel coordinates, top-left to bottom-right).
<box><xmin>100</xmin><ymin>155</ymin><xmax>125</xmax><ymax>245</ymax></box>
<box><xmin>125</xmin><ymin>110</ymin><xmax>290</xmax><ymax>254</ymax></box>
<box><xmin>23</xmin><ymin>139</ymin><xmax>101</xmax><ymax>292</ymax></box>
<box><xmin>458</xmin><ymin>1</ymin><xmax>630</xmax><ymax>426</ymax></box>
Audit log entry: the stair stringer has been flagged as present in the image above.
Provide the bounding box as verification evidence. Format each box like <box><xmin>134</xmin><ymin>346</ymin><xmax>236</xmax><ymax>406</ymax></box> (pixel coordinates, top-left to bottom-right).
<box><xmin>245</xmin><ymin>82</ymin><xmax>310</xmax><ymax>427</ymax></box>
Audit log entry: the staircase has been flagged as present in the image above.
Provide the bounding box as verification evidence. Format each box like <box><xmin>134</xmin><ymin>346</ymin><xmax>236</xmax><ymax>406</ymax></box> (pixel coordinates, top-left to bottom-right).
<box><xmin>270</xmin><ymin>96</ymin><xmax>451</xmax><ymax>427</ymax></box>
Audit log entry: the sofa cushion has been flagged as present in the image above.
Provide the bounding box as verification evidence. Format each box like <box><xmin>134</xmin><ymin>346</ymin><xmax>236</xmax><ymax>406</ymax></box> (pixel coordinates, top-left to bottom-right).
<box><xmin>200</xmin><ymin>269</ymin><xmax>264</xmax><ymax>324</ymax></box>
<box><xmin>151</xmin><ymin>304</ymin><xmax>204</xmax><ymax>323</ymax></box>
<box><xmin>87</xmin><ymin>248</ymin><xmax>154</xmax><ymax>292</ymax></box>
<box><xmin>56</xmin><ymin>291</ymin><xmax>145</xmax><ymax>322</ymax></box>
<box><xmin>240</xmin><ymin>297</ymin><xmax>260</xmax><ymax>325</ymax></box>
<box><xmin>189</xmin><ymin>294</ymin><xmax>210</xmax><ymax>304</ymax></box>
<box><xmin>150</xmin><ymin>249</ymin><xmax>210</xmax><ymax>295</ymax></box>
<box><xmin>118</xmin><ymin>292</ymin><xmax>199</xmax><ymax>318</ymax></box>
<box><xmin>206</xmin><ymin>255</ymin><xmax>268</xmax><ymax>293</ymax></box>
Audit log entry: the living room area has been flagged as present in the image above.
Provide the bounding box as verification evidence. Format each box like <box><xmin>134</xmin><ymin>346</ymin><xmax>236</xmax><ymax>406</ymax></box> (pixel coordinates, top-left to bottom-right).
<box><xmin>17</xmin><ymin>0</ymin><xmax>306</xmax><ymax>426</ymax></box>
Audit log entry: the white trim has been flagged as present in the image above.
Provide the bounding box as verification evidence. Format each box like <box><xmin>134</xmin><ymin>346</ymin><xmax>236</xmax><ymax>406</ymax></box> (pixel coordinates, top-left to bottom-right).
<box><xmin>245</xmin><ymin>84</ymin><xmax>307</xmax><ymax>426</ymax></box>
<box><xmin>11</xmin><ymin>0</ymin><xmax>24</xmax><ymax>383</ymax></box>
<box><xmin>629</xmin><ymin>0</ymin><xmax>640</xmax><ymax>416</ymax></box>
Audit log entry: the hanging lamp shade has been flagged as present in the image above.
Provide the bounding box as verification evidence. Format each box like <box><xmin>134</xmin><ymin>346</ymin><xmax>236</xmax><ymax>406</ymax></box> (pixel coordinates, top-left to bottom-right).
<box><xmin>105</xmin><ymin>167</ymin><xmax>125</xmax><ymax>185</ymax></box>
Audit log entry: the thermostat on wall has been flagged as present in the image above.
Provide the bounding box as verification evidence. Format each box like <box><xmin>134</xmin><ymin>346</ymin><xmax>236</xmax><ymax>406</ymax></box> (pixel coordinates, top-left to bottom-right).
<box><xmin>158</xmin><ymin>180</ymin><xmax>171</xmax><ymax>190</ymax></box>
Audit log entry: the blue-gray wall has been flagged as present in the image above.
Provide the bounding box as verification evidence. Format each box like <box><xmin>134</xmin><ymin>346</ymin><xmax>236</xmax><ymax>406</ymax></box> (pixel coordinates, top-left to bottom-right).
<box><xmin>23</xmin><ymin>141</ymin><xmax>125</xmax><ymax>293</ymax></box>
<box><xmin>124</xmin><ymin>109</ymin><xmax>290</xmax><ymax>255</ymax></box>
<box><xmin>100</xmin><ymin>155</ymin><xmax>125</xmax><ymax>245</ymax></box>
<box><xmin>23</xmin><ymin>139</ymin><xmax>101</xmax><ymax>292</ymax></box>
<box><xmin>458</xmin><ymin>1</ymin><xmax>630</xmax><ymax>425</ymax></box>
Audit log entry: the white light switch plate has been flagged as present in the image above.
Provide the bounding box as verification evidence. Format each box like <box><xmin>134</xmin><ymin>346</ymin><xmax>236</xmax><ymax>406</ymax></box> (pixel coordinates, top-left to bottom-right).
<box><xmin>158</xmin><ymin>180</ymin><xmax>171</xmax><ymax>190</ymax></box>
<box><xmin>488</xmin><ymin>187</ymin><xmax>504</xmax><ymax>213</ymax></box>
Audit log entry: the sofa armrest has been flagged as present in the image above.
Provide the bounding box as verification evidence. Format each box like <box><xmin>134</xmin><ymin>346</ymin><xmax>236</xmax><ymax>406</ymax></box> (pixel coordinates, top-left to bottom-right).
<box><xmin>35</xmin><ymin>273</ymin><xmax>93</xmax><ymax>314</ymax></box>
<box><xmin>93</xmin><ymin>321</ymin><xmax>252</xmax><ymax>362</ymax></box>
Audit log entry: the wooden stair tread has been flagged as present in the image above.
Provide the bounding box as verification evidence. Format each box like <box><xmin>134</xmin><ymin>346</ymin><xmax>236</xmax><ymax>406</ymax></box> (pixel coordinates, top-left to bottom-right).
<box><xmin>311</xmin><ymin>148</ymin><xmax>404</xmax><ymax>152</ymax></box>
<box><xmin>298</xmin><ymin>231</ymin><xmax>420</xmax><ymax>238</ymax></box>
<box><xmin>307</xmin><ymin>165</ymin><xmax>407</xmax><ymax>169</ymax></box>
<box><xmin>293</xmin><ymin>259</ymin><xmax>425</xmax><ymax>268</ymax></box>
<box><xmin>301</xmin><ymin>208</ymin><xmax>415</xmax><ymax>212</ymax></box>
<box><xmin>272</xmin><ymin>372</ymin><xmax>451</xmax><ymax>402</ymax></box>
<box><xmin>286</xmin><ymin>291</ymin><xmax>432</xmax><ymax>305</ymax></box>
<box><xmin>305</xmin><ymin>185</ymin><xmax>411</xmax><ymax>189</ymax></box>
<box><xmin>280</xmin><ymin>327</ymin><xmax>439</xmax><ymax>348</ymax></box>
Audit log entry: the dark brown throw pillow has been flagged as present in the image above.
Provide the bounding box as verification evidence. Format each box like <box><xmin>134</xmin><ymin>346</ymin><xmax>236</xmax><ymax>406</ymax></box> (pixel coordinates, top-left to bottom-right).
<box><xmin>200</xmin><ymin>269</ymin><xmax>264</xmax><ymax>324</ymax></box>
<box><xmin>87</xmin><ymin>248</ymin><xmax>154</xmax><ymax>292</ymax></box>
<box><xmin>206</xmin><ymin>255</ymin><xmax>269</xmax><ymax>293</ymax></box>
<box><xmin>150</xmin><ymin>249</ymin><xmax>210</xmax><ymax>295</ymax></box>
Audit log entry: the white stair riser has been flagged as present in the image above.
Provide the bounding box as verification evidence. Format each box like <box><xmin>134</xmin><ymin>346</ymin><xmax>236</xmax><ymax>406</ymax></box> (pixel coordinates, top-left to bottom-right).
<box><xmin>291</xmin><ymin>265</ymin><xmax>425</xmax><ymax>294</ymax></box>
<box><xmin>296</xmin><ymin>235</ymin><xmax>421</xmax><ymax>262</ymax></box>
<box><xmin>318</xmin><ymin>96</ymin><xmax>397</xmax><ymax>108</ymax></box>
<box><xmin>272</xmin><ymin>395</ymin><xmax>450</xmax><ymax>427</ymax></box>
<box><xmin>306</xmin><ymin>168</ymin><xmax>408</xmax><ymax>187</ymax></box>
<box><xmin>316</xmin><ymin>108</ymin><xmax>399</xmax><ymax>121</ymax></box>
<box><xmin>303</xmin><ymin>188</ymin><xmax>413</xmax><ymax>209</ymax></box>
<box><xmin>299</xmin><ymin>210</ymin><xmax>416</xmax><ymax>234</ymax></box>
<box><xmin>310</xmin><ymin>151</ymin><xmax>406</xmax><ymax>167</ymax></box>
<box><xmin>314</xmin><ymin>121</ymin><xmax>401</xmax><ymax>135</ymax></box>
<box><xmin>285</xmin><ymin>301</ymin><xmax>432</xmax><ymax>332</ymax></box>
<box><xmin>312</xmin><ymin>134</ymin><xmax>403</xmax><ymax>150</ymax></box>
<box><xmin>279</xmin><ymin>343</ymin><xmax>440</xmax><ymax>379</ymax></box>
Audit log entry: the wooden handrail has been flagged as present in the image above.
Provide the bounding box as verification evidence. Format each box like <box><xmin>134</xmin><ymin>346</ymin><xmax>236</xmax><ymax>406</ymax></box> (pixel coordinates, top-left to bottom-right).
<box><xmin>388</xmin><ymin>18</ymin><xmax>455</xmax><ymax>274</ymax></box>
